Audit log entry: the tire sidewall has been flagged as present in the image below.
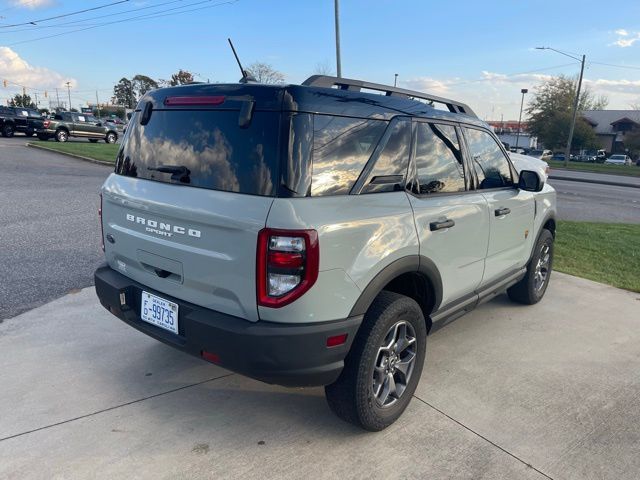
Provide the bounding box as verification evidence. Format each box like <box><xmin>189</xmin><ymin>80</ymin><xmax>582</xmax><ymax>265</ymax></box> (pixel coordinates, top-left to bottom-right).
<box><xmin>3</xmin><ymin>124</ymin><xmax>14</xmax><ymax>137</ymax></box>
<box><xmin>530</xmin><ymin>230</ymin><xmax>554</xmax><ymax>302</ymax></box>
<box><xmin>354</xmin><ymin>298</ymin><xmax>427</xmax><ymax>428</ymax></box>
<box><xmin>105</xmin><ymin>133</ymin><xmax>116</xmax><ymax>143</ymax></box>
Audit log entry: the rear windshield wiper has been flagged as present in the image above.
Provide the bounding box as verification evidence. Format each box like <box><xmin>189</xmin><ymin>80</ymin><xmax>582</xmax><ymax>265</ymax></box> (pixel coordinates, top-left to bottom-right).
<box><xmin>147</xmin><ymin>164</ymin><xmax>190</xmax><ymax>183</ymax></box>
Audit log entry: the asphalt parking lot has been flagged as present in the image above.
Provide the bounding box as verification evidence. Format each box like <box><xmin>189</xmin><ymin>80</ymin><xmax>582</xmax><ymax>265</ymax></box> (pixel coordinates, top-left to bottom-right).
<box><xmin>1</xmin><ymin>272</ymin><xmax>639</xmax><ymax>480</ymax></box>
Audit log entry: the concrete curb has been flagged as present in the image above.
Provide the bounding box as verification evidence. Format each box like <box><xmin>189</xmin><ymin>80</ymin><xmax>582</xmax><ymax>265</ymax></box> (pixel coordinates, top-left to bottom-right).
<box><xmin>26</xmin><ymin>142</ymin><xmax>115</xmax><ymax>167</ymax></box>
<box><xmin>549</xmin><ymin>174</ymin><xmax>640</xmax><ymax>189</ymax></box>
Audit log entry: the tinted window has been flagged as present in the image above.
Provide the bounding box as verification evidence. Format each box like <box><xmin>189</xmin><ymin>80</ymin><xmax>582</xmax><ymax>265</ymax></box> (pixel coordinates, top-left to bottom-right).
<box><xmin>465</xmin><ymin>128</ymin><xmax>513</xmax><ymax>189</ymax></box>
<box><xmin>311</xmin><ymin>115</ymin><xmax>386</xmax><ymax>196</ymax></box>
<box><xmin>414</xmin><ymin>122</ymin><xmax>465</xmax><ymax>194</ymax></box>
<box><xmin>361</xmin><ymin>119</ymin><xmax>411</xmax><ymax>194</ymax></box>
<box><xmin>116</xmin><ymin>110</ymin><xmax>279</xmax><ymax>196</ymax></box>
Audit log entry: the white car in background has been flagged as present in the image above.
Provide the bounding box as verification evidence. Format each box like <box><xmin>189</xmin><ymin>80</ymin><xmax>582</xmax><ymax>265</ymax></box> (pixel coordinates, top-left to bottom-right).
<box><xmin>509</xmin><ymin>152</ymin><xmax>550</xmax><ymax>180</ymax></box>
<box><xmin>604</xmin><ymin>154</ymin><xmax>632</xmax><ymax>166</ymax></box>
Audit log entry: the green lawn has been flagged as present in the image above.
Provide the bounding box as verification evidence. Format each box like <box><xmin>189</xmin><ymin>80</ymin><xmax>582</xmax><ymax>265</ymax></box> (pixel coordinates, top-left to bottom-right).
<box><xmin>548</xmin><ymin>160</ymin><xmax>640</xmax><ymax>177</ymax></box>
<box><xmin>29</xmin><ymin>141</ymin><xmax>118</xmax><ymax>163</ymax></box>
<box><xmin>554</xmin><ymin>221</ymin><xmax>640</xmax><ymax>292</ymax></box>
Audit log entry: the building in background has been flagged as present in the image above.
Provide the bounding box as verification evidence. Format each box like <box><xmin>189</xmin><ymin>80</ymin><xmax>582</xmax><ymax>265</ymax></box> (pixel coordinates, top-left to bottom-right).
<box><xmin>487</xmin><ymin>120</ymin><xmax>538</xmax><ymax>151</ymax></box>
<box><xmin>581</xmin><ymin>110</ymin><xmax>640</xmax><ymax>154</ymax></box>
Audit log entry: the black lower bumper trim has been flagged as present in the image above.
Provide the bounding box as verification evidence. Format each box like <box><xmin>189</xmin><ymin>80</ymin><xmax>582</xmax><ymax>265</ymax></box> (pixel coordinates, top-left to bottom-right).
<box><xmin>94</xmin><ymin>264</ymin><xmax>362</xmax><ymax>387</ymax></box>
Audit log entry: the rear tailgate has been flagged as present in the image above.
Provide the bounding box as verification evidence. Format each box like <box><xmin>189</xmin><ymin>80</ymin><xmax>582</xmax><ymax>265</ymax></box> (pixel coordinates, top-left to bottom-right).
<box><xmin>101</xmin><ymin>85</ymin><xmax>283</xmax><ymax>322</ymax></box>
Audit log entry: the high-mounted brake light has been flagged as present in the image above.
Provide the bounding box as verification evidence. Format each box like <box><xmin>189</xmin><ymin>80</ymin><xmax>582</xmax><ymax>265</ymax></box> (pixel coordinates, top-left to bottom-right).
<box><xmin>257</xmin><ymin>228</ymin><xmax>319</xmax><ymax>308</ymax></box>
<box><xmin>163</xmin><ymin>95</ymin><xmax>225</xmax><ymax>106</ymax></box>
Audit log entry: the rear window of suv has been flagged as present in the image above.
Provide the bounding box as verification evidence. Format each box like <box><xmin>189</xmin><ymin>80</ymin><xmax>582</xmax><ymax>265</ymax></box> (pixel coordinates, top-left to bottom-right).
<box><xmin>116</xmin><ymin>110</ymin><xmax>279</xmax><ymax>196</ymax></box>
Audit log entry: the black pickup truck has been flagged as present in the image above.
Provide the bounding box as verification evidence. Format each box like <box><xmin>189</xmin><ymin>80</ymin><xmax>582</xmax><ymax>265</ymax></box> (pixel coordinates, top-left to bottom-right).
<box><xmin>0</xmin><ymin>106</ymin><xmax>45</xmax><ymax>137</ymax></box>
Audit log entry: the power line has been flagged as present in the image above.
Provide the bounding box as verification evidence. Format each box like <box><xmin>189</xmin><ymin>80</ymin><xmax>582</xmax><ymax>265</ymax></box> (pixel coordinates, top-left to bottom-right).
<box><xmin>0</xmin><ymin>0</ymin><xmax>186</xmax><ymax>33</ymax></box>
<box><xmin>588</xmin><ymin>61</ymin><xmax>640</xmax><ymax>71</ymax></box>
<box><xmin>7</xmin><ymin>0</ymin><xmax>238</xmax><ymax>46</ymax></box>
<box><xmin>0</xmin><ymin>0</ymin><xmax>130</xmax><ymax>28</ymax></box>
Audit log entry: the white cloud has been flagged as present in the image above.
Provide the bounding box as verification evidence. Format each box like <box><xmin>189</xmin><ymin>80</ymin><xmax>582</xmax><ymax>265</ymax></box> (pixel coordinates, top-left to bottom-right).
<box><xmin>611</xmin><ymin>29</ymin><xmax>640</xmax><ymax>47</ymax></box>
<box><xmin>0</xmin><ymin>46</ymin><xmax>76</xmax><ymax>90</ymax></box>
<box><xmin>401</xmin><ymin>77</ymin><xmax>456</xmax><ymax>94</ymax></box>
<box><xmin>11</xmin><ymin>0</ymin><xmax>54</xmax><ymax>9</ymax></box>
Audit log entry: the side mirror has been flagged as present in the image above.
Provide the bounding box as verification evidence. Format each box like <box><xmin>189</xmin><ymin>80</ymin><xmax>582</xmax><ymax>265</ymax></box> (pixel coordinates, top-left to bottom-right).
<box><xmin>518</xmin><ymin>169</ymin><xmax>544</xmax><ymax>192</ymax></box>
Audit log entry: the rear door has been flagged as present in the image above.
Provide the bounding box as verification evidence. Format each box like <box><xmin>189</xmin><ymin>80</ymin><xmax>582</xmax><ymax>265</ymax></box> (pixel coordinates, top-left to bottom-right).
<box><xmin>407</xmin><ymin>121</ymin><xmax>489</xmax><ymax>308</ymax></box>
<box><xmin>462</xmin><ymin>127</ymin><xmax>534</xmax><ymax>285</ymax></box>
<box><xmin>102</xmin><ymin>98</ymin><xmax>281</xmax><ymax>322</ymax></box>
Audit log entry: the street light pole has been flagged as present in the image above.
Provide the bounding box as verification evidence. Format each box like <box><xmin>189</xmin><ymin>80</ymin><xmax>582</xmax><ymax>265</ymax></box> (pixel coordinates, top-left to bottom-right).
<box><xmin>334</xmin><ymin>0</ymin><xmax>342</xmax><ymax>78</ymax></box>
<box><xmin>535</xmin><ymin>47</ymin><xmax>585</xmax><ymax>167</ymax></box>
<box><xmin>564</xmin><ymin>55</ymin><xmax>586</xmax><ymax>167</ymax></box>
<box><xmin>394</xmin><ymin>73</ymin><xmax>398</xmax><ymax>87</ymax></box>
<box><xmin>515</xmin><ymin>88</ymin><xmax>528</xmax><ymax>150</ymax></box>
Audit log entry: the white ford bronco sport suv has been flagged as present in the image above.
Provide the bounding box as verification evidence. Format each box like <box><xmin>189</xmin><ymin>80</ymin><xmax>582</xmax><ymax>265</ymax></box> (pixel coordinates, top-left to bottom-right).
<box><xmin>95</xmin><ymin>76</ymin><xmax>557</xmax><ymax>431</ymax></box>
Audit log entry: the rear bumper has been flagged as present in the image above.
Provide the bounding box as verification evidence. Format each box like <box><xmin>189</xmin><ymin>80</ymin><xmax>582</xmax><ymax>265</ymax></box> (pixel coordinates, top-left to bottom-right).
<box><xmin>94</xmin><ymin>264</ymin><xmax>362</xmax><ymax>387</ymax></box>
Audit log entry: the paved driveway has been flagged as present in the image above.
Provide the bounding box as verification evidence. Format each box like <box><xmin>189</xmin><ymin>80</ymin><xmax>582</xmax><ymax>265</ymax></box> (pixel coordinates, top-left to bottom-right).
<box><xmin>0</xmin><ymin>136</ymin><xmax>111</xmax><ymax>319</ymax></box>
<box><xmin>1</xmin><ymin>273</ymin><xmax>639</xmax><ymax>479</ymax></box>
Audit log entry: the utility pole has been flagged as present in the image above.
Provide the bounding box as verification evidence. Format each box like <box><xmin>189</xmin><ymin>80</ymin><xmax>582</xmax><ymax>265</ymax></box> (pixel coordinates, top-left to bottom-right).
<box><xmin>515</xmin><ymin>88</ymin><xmax>528</xmax><ymax>150</ymax></box>
<box><xmin>65</xmin><ymin>81</ymin><xmax>72</xmax><ymax>111</ymax></box>
<box><xmin>564</xmin><ymin>55</ymin><xmax>586</xmax><ymax>167</ymax></box>
<box><xmin>535</xmin><ymin>47</ymin><xmax>585</xmax><ymax>167</ymax></box>
<box><xmin>394</xmin><ymin>73</ymin><xmax>398</xmax><ymax>87</ymax></box>
<box><xmin>96</xmin><ymin>91</ymin><xmax>101</xmax><ymax>119</ymax></box>
<box><xmin>34</xmin><ymin>92</ymin><xmax>38</xmax><ymax>108</ymax></box>
<box><xmin>334</xmin><ymin>0</ymin><xmax>342</xmax><ymax>78</ymax></box>
<box><xmin>56</xmin><ymin>88</ymin><xmax>61</xmax><ymax>110</ymax></box>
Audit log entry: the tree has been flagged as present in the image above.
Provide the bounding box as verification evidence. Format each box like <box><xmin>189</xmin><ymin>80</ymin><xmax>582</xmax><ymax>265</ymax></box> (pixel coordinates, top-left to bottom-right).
<box><xmin>246</xmin><ymin>62</ymin><xmax>285</xmax><ymax>84</ymax></box>
<box><xmin>132</xmin><ymin>74</ymin><xmax>158</xmax><ymax>97</ymax></box>
<box><xmin>313</xmin><ymin>60</ymin><xmax>334</xmax><ymax>76</ymax></box>
<box><xmin>526</xmin><ymin>75</ymin><xmax>607</xmax><ymax>150</ymax></box>
<box><xmin>169</xmin><ymin>69</ymin><xmax>194</xmax><ymax>86</ymax></box>
<box><xmin>9</xmin><ymin>94</ymin><xmax>35</xmax><ymax>108</ymax></box>
<box><xmin>113</xmin><ymin>77</ymin><xmax>136</xmax><ymax>108</ymax></box>
<box><xmin>625</xmin><ymin>128</ymin><xmax>640</xmax><ymax>160</ymax></box>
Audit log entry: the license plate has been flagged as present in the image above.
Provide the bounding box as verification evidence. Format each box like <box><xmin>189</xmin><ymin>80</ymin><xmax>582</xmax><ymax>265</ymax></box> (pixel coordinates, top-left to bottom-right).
<box><xmin>140</xmin><ymin>291</ymin><xmax>179</xmax><ymax>334</ymax></box>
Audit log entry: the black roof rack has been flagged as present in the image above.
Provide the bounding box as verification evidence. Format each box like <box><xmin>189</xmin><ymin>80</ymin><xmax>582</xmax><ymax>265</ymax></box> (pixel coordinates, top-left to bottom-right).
<box><xmin>302</xmin><ymin>75</ymin><xmax>477</xmax><ymax>118</ymax></box>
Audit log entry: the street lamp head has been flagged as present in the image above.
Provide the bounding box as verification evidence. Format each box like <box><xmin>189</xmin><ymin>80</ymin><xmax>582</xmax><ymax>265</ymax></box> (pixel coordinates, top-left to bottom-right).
<box><xmin>535</xmin><ymin>46</ymin><xmax>547</xmax><ymax>50</ymax></box>
<box><xmin>521</xmin><ymin>88</ymin><xmax>528</xmax><ymax>94</ymax></box>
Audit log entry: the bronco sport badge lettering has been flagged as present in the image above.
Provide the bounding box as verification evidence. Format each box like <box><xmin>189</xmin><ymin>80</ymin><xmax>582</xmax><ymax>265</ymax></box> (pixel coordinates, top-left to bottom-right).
<box><xmin>125</xmin><ymin>214</ymin><xmax>201</xmax><ymax>238</ymax></box>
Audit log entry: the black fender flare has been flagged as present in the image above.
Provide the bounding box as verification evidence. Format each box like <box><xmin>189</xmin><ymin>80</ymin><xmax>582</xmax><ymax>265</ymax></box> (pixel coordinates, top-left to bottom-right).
<box><xmin>528</xmin><ymin>213</ymin><xmax>556</xmax><ymax>264</ymax></box>
<box><xmin>348</xmin><ymin>255</ymin><xmax>443</xmax><ymax>317</ymax></box>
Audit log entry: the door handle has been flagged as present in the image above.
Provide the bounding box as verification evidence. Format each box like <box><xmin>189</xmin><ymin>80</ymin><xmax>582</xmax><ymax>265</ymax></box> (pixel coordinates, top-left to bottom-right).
<box><xmin>495</xmin><ymin>207</ymin><xmax>511</xmax><ymax>217</ymax></box>
<box><xmin>429</xmin><ymin>219</ymin><xmax>455</xmax><ymax>231</ymax></box>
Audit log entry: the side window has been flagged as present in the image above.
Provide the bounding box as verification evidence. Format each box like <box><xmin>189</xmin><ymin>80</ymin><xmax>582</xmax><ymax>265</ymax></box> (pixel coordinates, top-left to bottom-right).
<box><xmin>465</xmin><ymin>128</ymin><xmax>513</xmax><ymax>189</ymax></box>
<box><xmin>361</xmin><ymin>119</ymin><xmax>411</xmax><ymax>194</ymax></box>
<box><xmin>311</xmin><ymin>115</ymin><xmax>386</xmax><ymax>196</ymax></box>
<box><xmin>414</xmin><ymin>122</ymin><xmax>465</xmax><ymax>194</ymax></box>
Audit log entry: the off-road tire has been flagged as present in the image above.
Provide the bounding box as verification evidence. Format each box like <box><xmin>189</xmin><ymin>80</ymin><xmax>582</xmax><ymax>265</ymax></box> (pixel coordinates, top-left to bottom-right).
<box><xmin>89</xmin><ymin>138</ymin><xmax>99</xmax><ymax>143</ymax></box>
<box><xmin>325</xmin><ymin>291</ymin><xmax>427</xmax><ymax>431</ymax></box>
<box><xmin>508</xmin><ymin>229</ymin><xmax>554</xmax><ymax>305</ymax></box>
<box><xmin>55</xmin><ymin>129</ymin><xmax>68</xmax><ymax>142</ymax></box>
<box><xmin>105</xmin><ymin>132</ymin><xmax>117</xmax><ymax>144</ymax></box>
<box><xmin>2</xmin><ymin>124</ymin><xmax>15</xmax><ymax>138</ymax></box>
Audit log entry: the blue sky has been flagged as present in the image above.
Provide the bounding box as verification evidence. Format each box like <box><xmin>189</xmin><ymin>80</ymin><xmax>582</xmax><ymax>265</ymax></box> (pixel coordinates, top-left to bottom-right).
<box><xmin>1</xmin><ymin>0</ymin><xmax>639</xmax><ymax>118</ymax></box>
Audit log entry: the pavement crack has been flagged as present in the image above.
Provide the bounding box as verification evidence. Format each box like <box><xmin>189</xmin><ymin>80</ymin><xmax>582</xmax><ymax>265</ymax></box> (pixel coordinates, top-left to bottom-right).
<box><xmin>413</xmin><ymin>395</ymin><xmax>555</xmax><ymax>480</ymax></box>
<box><xmin>0</xmin><ymin>373</ymin><xmax>234</xmax><ymax>443</ymax></box>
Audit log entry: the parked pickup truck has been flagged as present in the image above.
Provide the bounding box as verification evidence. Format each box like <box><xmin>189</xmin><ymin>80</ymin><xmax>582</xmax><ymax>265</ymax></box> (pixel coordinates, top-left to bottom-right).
<box><xmin>0</xmin><ymin>106</ymin><xmax>45</xmax><ymax>137</ymax></box>
<box><xmin>37</xmin><ymin>112</ymin><xmax>118</xmax><ymax>143</ymax></box>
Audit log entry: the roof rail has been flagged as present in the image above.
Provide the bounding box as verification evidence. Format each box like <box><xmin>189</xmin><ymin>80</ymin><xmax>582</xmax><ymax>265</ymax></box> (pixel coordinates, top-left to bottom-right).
<box><xmin>302</xmin><ymin>75</ymin><xmax>477</xmax><ymax>118</ymax></box>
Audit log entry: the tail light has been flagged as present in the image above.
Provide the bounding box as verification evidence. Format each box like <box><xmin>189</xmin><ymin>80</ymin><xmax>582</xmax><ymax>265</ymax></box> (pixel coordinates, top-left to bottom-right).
<box><xmin>43</xmin><ymin>120</ymin><xmax>50</xmax><ymax>128</ymax></box>
<box><xmin>98</xmin><ymin>193</ymin><xmax>104</xmax><ymax>252</ymax></box>
<box><xmin>257</xmin><ymin>228</ymin><xmax>319</xmax><ymax>308</ymax></box>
